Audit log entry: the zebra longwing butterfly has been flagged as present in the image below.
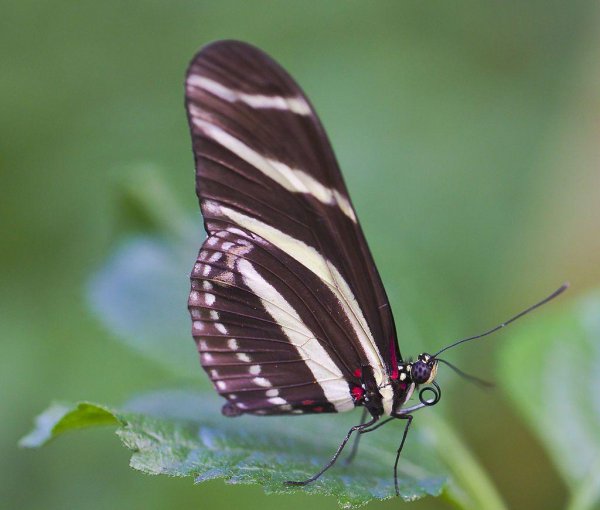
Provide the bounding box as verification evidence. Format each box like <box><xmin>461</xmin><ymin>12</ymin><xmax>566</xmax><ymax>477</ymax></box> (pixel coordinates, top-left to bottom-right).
<box><xmin>185</xmin><ymin>40</ymin><xmax>567</xmax><ymax>494</ymax></box>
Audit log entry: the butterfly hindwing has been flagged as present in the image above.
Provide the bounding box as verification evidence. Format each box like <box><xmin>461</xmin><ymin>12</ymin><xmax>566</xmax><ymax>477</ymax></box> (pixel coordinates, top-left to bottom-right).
<box><xmin>185</xmin><ymin>40</ymin><xmax>399</xmax><ymax>415</ymax></box>
<box><xmin>190</xmin><ymin>227</ymin><xmax>360</xmax><ymax>414</ymax></box>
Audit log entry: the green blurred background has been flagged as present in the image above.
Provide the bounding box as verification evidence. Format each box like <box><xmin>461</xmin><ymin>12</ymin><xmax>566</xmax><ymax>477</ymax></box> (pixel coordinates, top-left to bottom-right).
<box><xmin>3</xmin><ymin>2</ymin><xmax>600</xmax><ymax>509</ymax></box>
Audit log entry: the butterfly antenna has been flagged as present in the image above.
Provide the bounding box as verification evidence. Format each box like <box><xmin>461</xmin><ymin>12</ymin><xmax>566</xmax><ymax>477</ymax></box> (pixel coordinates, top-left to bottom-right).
<box><xmin>433</xmin><ymin>283</ymin><xmax>569</xmax><ymax>358</ymax></box>
<box><xmin>436</xmin><ymin>358</ymin><xmax>494</xmax><ymax>388</ymax></box>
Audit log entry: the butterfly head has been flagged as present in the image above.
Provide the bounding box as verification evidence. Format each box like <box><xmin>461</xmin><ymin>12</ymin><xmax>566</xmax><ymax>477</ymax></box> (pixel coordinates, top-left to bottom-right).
<box><xmin>410</xmin><ymin>353</ymin><xmax>438</xmax><ymax>385</ymax></box>
<box><xmin>394</xmin><ymin>354</ymin><xmax>442</xmax><ymax>412</ymax></box>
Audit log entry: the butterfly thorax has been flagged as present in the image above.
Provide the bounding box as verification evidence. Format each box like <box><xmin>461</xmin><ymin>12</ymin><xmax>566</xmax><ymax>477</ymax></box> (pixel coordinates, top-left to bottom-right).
<box><xmin>350</xmin><ymin>360</ymin><xmax>437</xmax><ymax>417</ymax></box>
<box><xmin>349</xmin><ymin>365</ymin><xmax>387</xmax><ymax>417</ymax></box>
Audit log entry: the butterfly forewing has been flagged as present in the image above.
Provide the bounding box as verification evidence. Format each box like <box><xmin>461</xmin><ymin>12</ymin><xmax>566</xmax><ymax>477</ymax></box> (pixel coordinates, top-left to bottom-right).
<box><xmin>185</xmin><ymin>40</ymin><xmax>398</xmax><ymax>416</ymax></box>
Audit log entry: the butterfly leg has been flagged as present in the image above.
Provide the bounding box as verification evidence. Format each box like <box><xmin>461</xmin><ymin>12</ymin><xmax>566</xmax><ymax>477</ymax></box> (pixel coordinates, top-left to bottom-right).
<box><xmin>393</xmin><ymin>414</ymin><xmax>413</xmax><ymax>496</ymax></box>
<box><xmin>284</xmin><ymin>415</ymin><xmax>379</xmax><ymax>487</ymax></box>
<box><xmin>344</xmin><ymin>410</ymin><xmax>398</xmax><ymax>465</ymax></box>
<box><xmin>343</xmin><ymin>407</ymin><xmax>368</xmax><ymax>466</ymax></box>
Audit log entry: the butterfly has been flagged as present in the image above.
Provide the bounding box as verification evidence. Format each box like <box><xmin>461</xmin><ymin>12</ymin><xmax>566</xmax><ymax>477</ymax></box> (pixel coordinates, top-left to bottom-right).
<box><xmin>184</xmin><ymin>39</ymin><xmax>567</xmax><ymax>494</ymax></box>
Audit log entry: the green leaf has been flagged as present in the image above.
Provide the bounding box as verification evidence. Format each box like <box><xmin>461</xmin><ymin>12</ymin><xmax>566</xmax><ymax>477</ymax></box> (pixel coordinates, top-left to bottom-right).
<box><xmin>22</xmin><ymin>390</ymin><xmax>513</xmax><ymax>508</ymax></box>
<box><xmin>87</xmin><ymin>235</ymin><xmax>200</xmax><ymax>379</ymax></box>
<box><xmin>22</xmin><ymin>391</ymin><xmax>448</xmax><ymax>508</ymax></box>
<box><xmin>500</xmin><ymin>290</ymin><xmax>600</xmax><ymax>510</ymax></box>
<box><xmin>19</xmin><ymin>402</ymin><xmax>120</xmax><ymax>448</ymax></box>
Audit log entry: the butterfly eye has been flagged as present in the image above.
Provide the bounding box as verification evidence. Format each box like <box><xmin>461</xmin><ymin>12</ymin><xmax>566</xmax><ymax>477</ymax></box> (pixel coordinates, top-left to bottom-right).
<box><xmin>411</xmin><ymin>360</ymin><xmax>432</xmax><ymax>385</ymax></box>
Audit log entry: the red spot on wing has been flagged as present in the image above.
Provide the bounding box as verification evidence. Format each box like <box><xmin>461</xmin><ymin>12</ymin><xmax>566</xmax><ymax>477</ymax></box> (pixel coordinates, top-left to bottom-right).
<box><xmin>353</xmin><ymin>368</ymin><xmax>362</xmax><ymax>378</ymax></box>
<box><xmin>351</xmin><ymin>386</ymin><xmax>364</xmax><ymax>401</ymax></box>
<box><xmin>313</xmin><ymin>406</ymin><xmax>324</xmax><ymax>412</ymax></box>
<box><xmin>301</xmin><ymin>399</ymin><xmax>315</xmax><ymax>406</ymax></box>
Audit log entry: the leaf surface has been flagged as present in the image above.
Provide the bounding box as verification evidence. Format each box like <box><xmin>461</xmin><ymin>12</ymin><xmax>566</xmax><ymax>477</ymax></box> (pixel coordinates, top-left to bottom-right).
<box><xmin>500</xmin><ymin>290</ymin><xmax>600</xmax><ymax>510</ymax></box>
<box><xmin>22</xmin><ymin>390</ymin><xmax>448</xmax><ymax>508</ymax></box>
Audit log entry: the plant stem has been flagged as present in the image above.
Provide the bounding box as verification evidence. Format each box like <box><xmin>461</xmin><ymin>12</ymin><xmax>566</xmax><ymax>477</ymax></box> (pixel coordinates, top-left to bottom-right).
<box><xmin>566</xmin><ymin>456</ymin><xmax>600</xmax><ymax>510</ymax></box>
<box><xmin>423</xmin><ymin>413</ymin><xmax>508</xmax><ymax>510</ymax></box>
<box><xmin>120</xmin><ymin>163</ymin><xmax>196</xmax><ymax>243</ymax></box>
